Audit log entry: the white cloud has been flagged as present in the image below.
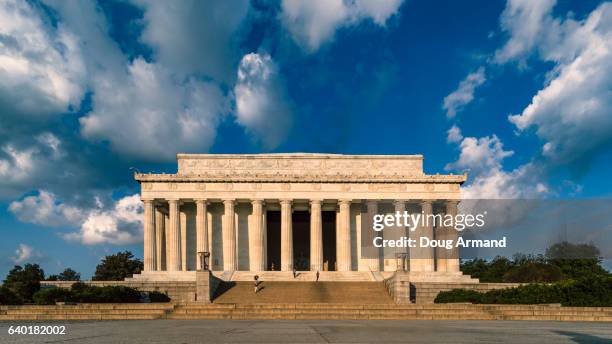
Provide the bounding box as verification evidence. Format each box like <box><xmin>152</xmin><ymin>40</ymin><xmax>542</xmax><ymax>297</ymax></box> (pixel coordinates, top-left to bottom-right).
<box><xmin>10</xmin><ymin>190</ymin><xmax>143</xmax><ymax>245</ymax></box>
<box><xmin>80</xmin><ymin>58</ymin><xmax>226</xmax><ymax>161</ymax></box>
<box><xmin>446</xmin><ymin>125</ymin><xmax>463</xmax><ymax>143</ymax></box>
<box><xmin>494</xmin><ymin>0</ymin><xmax>557</xmax><ymax>64</ymax></box>
<box><xmin>442</xmin><ymin>67</ymin><xmax>486</xmax><ymax>118</ymax></box>
<box><xmin>446</xmin><ymin>134</ymin><xmax>513</xmax><ymax>176</ymax></box>
<box><xmin>234</xmin><ymin>53</ymin><xmax>293</xmax><ymax>149</ymax></box>
<box><xmin>0</xmin><ymin>0</ymin><xmax>86</xmax><ymax>118</ymax></box>
<box><xmin>508</xmin><ymin>3</ymin><xmax>612</xmax><ymax>165</ymax></box>
<box><xmin>280</xmin><ymin>0</ymin><xmax>404</xmax><ymax>52</ymax></box>
<box><xmin>134</xmin><ymin>0</ymin><xmax>249</xmax><ymax>83</ymax></box>
<box><xmin>9</xmin><ymin>190</ymin><xmax>85</xmax><ymax>227</ymax></box>
<box><xmin>446</xmin><ymin>129</ymin><xmax>547</xmax><ymax>199</ymax></box>
<box><xmin>2</xmin><ymin>0</ymin><xmax>231</xmax><ymax>163</ymax></box>
<box><xmin>65</xmin><ymin>194</ymin><xmax>144</xmax><ymax>245</ymax></box>
<box><xmin>11</xmin><ymin>244</ymin><xmax>42</xmax><ymax>264</ymax></box>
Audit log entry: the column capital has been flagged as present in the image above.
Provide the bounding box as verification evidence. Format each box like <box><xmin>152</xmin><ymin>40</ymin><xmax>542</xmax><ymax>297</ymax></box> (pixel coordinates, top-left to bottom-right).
<box><xmin>419</xmin><ymin>199</ymin><xmax>434</xmax><ymax>205</ymax></box>
<box><xmin>222</xmin><ymin>199</ymin><xmax>235</xmax><ymax>205</ymax></box>
<box><xmin>393</xmin><ymin>199</ymin><xmax>406</xmax><ymax>207</ymax></box>
<box><xmin>309</xmin><ymin>199</ymin><xmax>322</xmax><ymax>205</ymax></box>
<box><xmin>167</xmin><ymin>198</ymin><xmax>180</xmax><ymax>204</ymax></box>
<box><xmin>251</xmin><ymin>199</ymin><xmax>264</xmax><ymax>205</ymax></box>
<box><xmin>338</xmin><ymin>199</ymin><xmax>352</xmax><ymax>205</ymax></box>
<box><xmin>445</xmin><ymin>199</ymin><xmax>460</xmax><ymax>206</ymax></box>
<box><xmin>141</xmin><ymin>197</ymin><xmax>155</xmax><ymax>203</ymax></box>
<box><xmin>280</xmin><ymin>199</ymin><xmax>292</xmax><ymax>205</ymax></box>
<box><xmin>194</xmin><ymin>198</ymin><xmax>208</xmax><ymax>204</ymax></box>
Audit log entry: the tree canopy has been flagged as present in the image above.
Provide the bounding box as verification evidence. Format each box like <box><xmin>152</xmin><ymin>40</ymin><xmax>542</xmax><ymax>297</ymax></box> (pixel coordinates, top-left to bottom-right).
<box><xmin>92</xmin><ymin>251</ymin><xmax>143</xmax><ymax>281</ymax></box>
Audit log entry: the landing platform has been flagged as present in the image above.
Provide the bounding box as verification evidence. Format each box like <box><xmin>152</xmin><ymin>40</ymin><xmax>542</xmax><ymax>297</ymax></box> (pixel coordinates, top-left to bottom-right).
<box><xmin>128</xmin><ymin>271</ymin><xmax>394</xmax><ymax>282</ymax></box>
<box><xmin>213</xmin><ymin>281</ymin><xmax>394</xmax><ymax>304</ymax></box>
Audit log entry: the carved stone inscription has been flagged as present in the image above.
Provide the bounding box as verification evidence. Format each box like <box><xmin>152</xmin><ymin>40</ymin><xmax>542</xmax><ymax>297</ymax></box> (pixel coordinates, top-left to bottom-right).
<box><xmin>178</xmin><ymin>154</ymin><xmax>424</xmax><ymax>178</ymax></box>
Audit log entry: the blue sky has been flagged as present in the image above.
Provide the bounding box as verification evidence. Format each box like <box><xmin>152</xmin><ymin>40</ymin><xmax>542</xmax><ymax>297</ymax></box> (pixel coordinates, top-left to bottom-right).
<box><xmin>1</xmin><ymin>0</ymin><xmax>612</xmax><ymax>278</ymax></box>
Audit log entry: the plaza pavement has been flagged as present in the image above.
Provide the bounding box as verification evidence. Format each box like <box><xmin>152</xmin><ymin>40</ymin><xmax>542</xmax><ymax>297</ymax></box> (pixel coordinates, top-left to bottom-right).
<box><xmin>0</xmin><ymin>319</ymin><xmax>611</xmax><ymax>343</ymax></box>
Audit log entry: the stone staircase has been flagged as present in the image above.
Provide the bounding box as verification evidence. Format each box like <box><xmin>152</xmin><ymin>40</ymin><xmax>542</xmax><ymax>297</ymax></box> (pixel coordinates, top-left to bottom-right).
<box><xmin>0</xmin><ymin>303</ymin><xmax>175</xmax><ymax>320</ymax></box>
<box><xmin>213</xmin><ymin>281</ymin><xmax>393</xmax><ymax>304</ymax></box>
<box><xmin>2</xmin><ymin>303</ymin><xmax>611</xmax><ymax>321</ymax></box>
<box><xmin>166</xmin><ymin>303</ymin><xmax>612</xmax><ymax>321</ymax></box>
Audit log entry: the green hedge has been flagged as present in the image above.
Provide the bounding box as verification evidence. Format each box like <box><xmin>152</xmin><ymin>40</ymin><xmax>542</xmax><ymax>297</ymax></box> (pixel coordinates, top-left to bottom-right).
<box><xmin>148</xmin><ymin>291</ymin><xmax>171</xmax><ymax>303</ymax></box>
<box><xmin>31</xmin><ymin>283</ymin><xmax>171</xmax><ymax>305</ymax></box>
<box><xmin>0</xmin><ymin>286</ymin><xmax>23</xmax><ymax>305</ymax></box>
<box><xmin>435</xmin><ymin>276</ymin><xmax>612</xmax><ymax>307</ymax></box>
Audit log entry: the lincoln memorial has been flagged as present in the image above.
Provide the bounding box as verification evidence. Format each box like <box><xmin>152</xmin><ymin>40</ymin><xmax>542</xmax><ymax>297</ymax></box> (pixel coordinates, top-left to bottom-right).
<box><xmin>133</xmin><ymin>153</ymin><xmax>470</xmax><ymax>282</ymax></box>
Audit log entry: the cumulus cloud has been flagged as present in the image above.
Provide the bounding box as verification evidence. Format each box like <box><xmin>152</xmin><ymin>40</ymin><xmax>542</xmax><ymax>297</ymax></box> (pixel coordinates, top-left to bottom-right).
<box><xmin>9</xmin><ymin>190</ymin><xmax>85</xmax><ymax>227</ymax></box>
<box><xmin>80</xmin><ymin>58</ymin><xmax>227</xmax><ymax>161</ymax></box>
<box><xmin>494</xmin><ymin>0</ymin><xmax>557</xmax><ymax>64</ymax></box>
<box><xmin>10</xmin><ymin>190</ymin><xmax>143</xmax><ymax>245</ymax></box>
<box><xmin>446</xmin><ymin>130</ymin><xmax>547</xmax><ymax>199</ymax></box>
<box><xmin>280</xmin><ymin>0</ymin><xmax>404</xmax><ymax>52</ymax></box>
<box><xmin>442</xmin><ymin>67</ymin><xmax>486</xmax><ymax>118</ymax></box>
<box><xmin>508</xmin><ymin>3</ymin><xmax>612</xmax><ymax>166</ymax></box>
<box><xmin>234</xmin><ymin>53</ymin><xmax>293</xmax><ymax>149</ymax></box>
<box><xmin>446</xmin><ymin>125</ymin><xmax>463</xmax><ymax>143</ymax></box>
<box><xmin>64</xmin><ymin>194</ymin><xmax>144</xmax><ymax>245</ymax></box>
<box><xmin>0</xmin><ymin>0</ymin><xmax>86</xmax><ymax>119</ymax></box>
<box><xmin>134</xmin><ymin>0</ymin><xmax>249</xmax><ymax>83</ymax></box>
<box><xmin>11</xmin><ymin>244</ymin><xmax>42</xmax><ymax>264</ymax></box>
<box><xmin>0</xmin><ymin>133</ymin><xmax>68</xmax><ymax>199</ymax></box>
<box><xmin>446</xmin><ymin>134</ymin><xmax>514</xmax><ymax>176</ymax></box>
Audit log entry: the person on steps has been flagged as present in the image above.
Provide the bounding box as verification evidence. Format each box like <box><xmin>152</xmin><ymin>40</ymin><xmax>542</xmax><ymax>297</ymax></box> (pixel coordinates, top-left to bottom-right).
<box><xmin>254</xmin><ymin>275</ymin><xmax>259</xmax><ymax>293</ymax></box>
<box><xmin>316</xmin><ymin>270</ymin><xmax>320</xmax><ymax>282</ymax></box>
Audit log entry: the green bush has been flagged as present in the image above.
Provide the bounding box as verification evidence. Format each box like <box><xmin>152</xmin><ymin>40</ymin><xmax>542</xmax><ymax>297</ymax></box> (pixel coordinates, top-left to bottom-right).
<box><xmin>31</xmin><ymin>283</ymin><xmax>172</xmax><ymax>304</ymax></box>
<box><xmin>435</xmin><ymin>276</ymin><xmax>612</xmax><ymax>306</ymax></box>
<box><xmin>433</xmin><ymin>289</ymin><xmax>482</xmax><ymax>304</ymax></box>
<box><xmin>32</xmin><ymin>287</ymin><xmax>73</xmax><ymax>305</ymax></box>
<box><xmin>0</xmin><ymin>286</ymin><xmax>23</xmax><ymax>305</ymax></box>
<box><xmin>70</xmin><ymin>284</ymin><xmax>141</xmax><ymax>303</ymax></box>
<box><xmin>148</xmin><ymin>291</ymin><xmax>171</xmax><ymax>303</ymax></box>
<box><xmin>502</xmin><ymin>262</ymin><xmax>563</xmax><ymax>283</ymax></box>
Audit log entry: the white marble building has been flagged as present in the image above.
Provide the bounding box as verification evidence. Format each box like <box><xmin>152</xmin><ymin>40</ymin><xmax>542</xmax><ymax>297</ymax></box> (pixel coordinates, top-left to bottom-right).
<box><xmin>134</xmin><ymin>153</ymin><xmax>467</xmax><ymax>281</ymax></box>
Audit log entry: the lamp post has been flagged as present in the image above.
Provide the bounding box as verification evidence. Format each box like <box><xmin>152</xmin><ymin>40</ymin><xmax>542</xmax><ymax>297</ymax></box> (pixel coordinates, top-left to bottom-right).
<box><xmin>198</xmin><ymin>251</ymin><xmax>211</xmax><ymax>271</ymax></box>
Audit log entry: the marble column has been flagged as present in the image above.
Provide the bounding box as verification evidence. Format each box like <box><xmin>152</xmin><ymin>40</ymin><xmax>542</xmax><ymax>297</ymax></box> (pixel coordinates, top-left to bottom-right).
<box><xmin>446</xmin><ymin>200</ymin><xmax>460</xmax><ymax>273</ymax></box>
<box><xmin>250</xmin><ymin>199</ymin><xmax>265</xmax><ymax>271</ymax></box>
<box><xmin>143</xmin><ymin>199</ymin><xmax>156</xmax><ymax>272</ymax></box>
<box><xmin>365</xmin><ymin>200</ymin><xmax>380</xmax><ymax>272</ymax></box>
<box><xmin>280</xmin><ymin>199</ymin><xmax>293</xmax><ymax>271</ymax></box>
<box><xmin>337</xmin><ymin>200</ymin><xmax>352</xmax><ymax>271</ymax></box>
<box><xmin>310</xmin><ymin>199</ymin><xmax>323</xmax><ymax>271</ymax></box>
<box><xmin>435</xmin><ymin>202</ymin><xmax>448</xmax><ymax>272</ymax></box>
<box><xmin>195</xmin><ymin>199</ymin><xmax>208</xmax><ymax>270</ymax></box>
<box><xmin>419</xmin><ymin>200</ymin><xmax>435</xmax><ymax>272</ymax></box>
<box><xmin>222</xmin><ymin>200</ymin><xmax>236</xmax><ymax>271</ymax></box>
<box><xmin>180</xmin><ymin>208</ymin><xmax>187</xmax><ymax>271</ymax></box>
<box><xmin>394</xmin><ymin>200</ymin><xmax>407</xmax><ymax>271</ymax></box>
<box><xmin>155</xmin><ymin>207</ymin><xmax>165</xmax><ymax>271</ymax></box>
<box><xmin>167</xmin><ymin>199</ymin><xmax>181</xmax><ymax>271</ymax></box>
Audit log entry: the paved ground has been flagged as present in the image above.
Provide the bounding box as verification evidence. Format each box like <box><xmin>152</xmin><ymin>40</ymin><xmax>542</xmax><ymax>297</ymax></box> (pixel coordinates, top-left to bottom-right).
<box><xmin>0</xmin><ymin>320</ymin><xmax>611</xmax><ymax>343</ymax></box>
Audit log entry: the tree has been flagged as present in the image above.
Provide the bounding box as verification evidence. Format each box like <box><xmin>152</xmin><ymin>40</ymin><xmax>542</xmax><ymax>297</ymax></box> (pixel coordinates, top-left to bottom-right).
<box><xmin>3</xmin><ymin>264</ymin><xmax>45</xmax><ymax>302</ymax></box>
<box><xmin>48</xmin><ymin>268</ymin><xmax>81</xmax><ymax>281</ymax></box>
<box><xmin>92</xmin><ymin>251</ymin><xmax>143</xmax><ymax>281</ymax></box>
<box><xmin>546</xmin><ymin>241</ymin><xmax>609</xmax><ymax>280</ymax></box>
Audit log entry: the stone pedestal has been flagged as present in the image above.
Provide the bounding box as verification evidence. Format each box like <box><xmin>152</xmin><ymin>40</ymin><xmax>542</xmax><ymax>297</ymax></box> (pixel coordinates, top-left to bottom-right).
<box><xmin>195</xmin><ymin>270</ymin><xmax>213</xmax><ymax>303</ymax></box>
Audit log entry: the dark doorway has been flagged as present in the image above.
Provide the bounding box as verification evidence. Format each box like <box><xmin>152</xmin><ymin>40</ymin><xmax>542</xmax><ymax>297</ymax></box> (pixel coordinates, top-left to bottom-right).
<box><xmin>266</xmin><ymin>211</ymin><xmax>280</xmax><ymax>271</ymax></box>
<box><xmin>322</xmin><ymin>211</ymin><xmax>336</xmax><ymax>271</ymax></box>
<box><xmin>292</xmin><ymin>211</ymin><xmax>310</xmax><ymax>270</ymax></box>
